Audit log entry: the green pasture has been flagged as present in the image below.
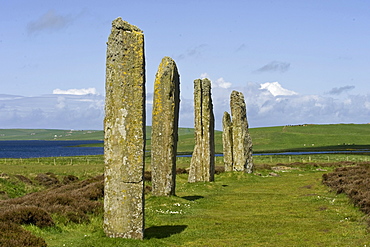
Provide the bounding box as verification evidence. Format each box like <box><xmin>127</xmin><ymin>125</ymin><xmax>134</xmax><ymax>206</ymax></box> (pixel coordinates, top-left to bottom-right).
<box><xmin>251</xmin><ymin>124</ymin><xmax>370</xmax><ymax>153</ymax></box>
<box><xmin>1</xmin><ymin>156</ymin><xmax>370</xmax><ymax>245</ymax></box>
<box><xmin>16</xmin><ymin>162</ymin><xmax>370</xmax><ymax>246</ymax></box>
<box><xmin>2</xmin><ymin>124</ymin><xmax>370</xmax><ymax>154</ymax></box>
<box><xmin>1</xmin><ymin>151</ymin><xmax>369</xmax><ymax>201</ymax></box>
<box><xmin>0</xmin><ymin>129</ymin><xmax>103</xmax><ymax>140</ymax></box>
<box><xmin>1</xmin><ymin>152</ymin><xmax>369</xmax><ymax>181</ymax></box>
<box><xmin>1</xmin><ymin>124</ymin><xmax>370</xmax><ymax>245</ymax></box>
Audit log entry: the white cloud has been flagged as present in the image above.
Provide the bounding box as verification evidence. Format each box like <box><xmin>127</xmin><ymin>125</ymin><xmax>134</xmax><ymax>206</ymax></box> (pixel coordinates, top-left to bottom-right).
<box><xmin>200</xmin><ymin>73</ymin><xmax>209</xmax><ymax>79</ymax></box>
<box><xmin>56</xmin><ymin>96</ymin><xmax>66</xmax><ymax>109</ymax></box>
<box><xmin>254</xmin><ymin>61</ymin><xmax>291</xmax><ymax>73</ymax></box>
<box><xmin>213</xmin><ymin>78</ymin><xmax>232</xmax><ymax>89</ymax></box>
<box><xmin>1</xmin><ymin>80</ymin><xmax>370</xmax><ymax>130</ymax></box>
<box><xmin>175</xmin><ymin>44</ymin><xmax>208</xmax><ymax>60</ymax></box>
<box><xmin>53</xmin><ymin>88</ymin><xmax>98</xmax><ymax>95</ymax></box>
<box><xmin>27</xmin><ymin>10</ymin><xmax>73</xmax><ymax>34</ymax></box>
<box><xmin>200</xmin><ymin>73</ymin><xmax>232</xmax><ymax>89</ymax></box>
<box><xmin>260</xmin><ymin>82</ymin><xmax>298</xmax><ymax>96</ymax></box>
<box><xmin>365</xmin><ymin>101</ymin><xmax>370</xmax><ymax>110</ymax></box>
<box><xmin>0</xmin><ymin>94</ymin><xmax>104</xmax><ymax>129</ymax></box>
<box><xmin>327</xmin><ymin>85</ymin><xmax>355</xmax><ymax>95</ymax></box>
<box><xmin>205</xmin><ymin>77</ymin><xmax>370</xmax><ymax>129</ymax></box>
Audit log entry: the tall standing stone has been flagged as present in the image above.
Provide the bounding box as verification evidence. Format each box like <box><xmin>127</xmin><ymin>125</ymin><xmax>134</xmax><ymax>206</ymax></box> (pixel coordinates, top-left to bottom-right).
<box><xmin>104</xmin><ymin>18</ymin><xmax>145</xmax><ymax>239</ymax></box>
<box><xmin>230</xmin><ymin>90</ymin><xmax>253</xmax><ymax>173</ymax></box>
<box><xmin>222</xmin><ymin>111</ymin><xmax>233</xmax><ymax>172</ymax></box>
<box><xmin>188</xmin><ymin>78</ymin><xmax>215</xmax><ymax>182</ymax></box>
<box><xmin>151</xmin><ymin>57</ymin><xmax>180</xmax><ymax>196</ymax></box>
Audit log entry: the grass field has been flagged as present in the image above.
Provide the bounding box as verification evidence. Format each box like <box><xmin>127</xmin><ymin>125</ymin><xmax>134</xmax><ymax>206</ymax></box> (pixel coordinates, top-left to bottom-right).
<box><xmin>0</xmin><ymin>129</ymin><xmax>103</xmax><ymax>140</ymax></box>
<box><xmin>1</xmin><ymin>160</ymin><xmax>369</xmax><ymax>246</ymax></box>
<box><xmin>251</xmin><ymin>124</ymin><xmax>370</xmax><ymax>153</ymax></box>
<box><xmin>2</xmin><ymin>123</ymin><xmax>370</xmax><ymax>154</ymax></box>
<box><xmin>1</xmin><ymin>124</ymin><xmax>370</xmax><ymax>246</ymax></box>
<box><xmin>1</xmin><ymin>156</ymin><xmax>370</xmax><ymax>246</ymax></box>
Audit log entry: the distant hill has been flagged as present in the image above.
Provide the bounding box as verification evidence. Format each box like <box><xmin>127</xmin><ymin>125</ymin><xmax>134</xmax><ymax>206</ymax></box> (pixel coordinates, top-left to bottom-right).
<box><xmin>0</xmin><ymin>129</ymin><xmax>103</xmax><ymax>141</ymax></box>
<box><xmin>1</xmin><ymin>124</ymin><xmax>370</xmax><ymax>153</ymax></box>
<box><xmin>250</xmin><ymin>123</ymin><xmax>370</xmax><ymax>153</ymax></box>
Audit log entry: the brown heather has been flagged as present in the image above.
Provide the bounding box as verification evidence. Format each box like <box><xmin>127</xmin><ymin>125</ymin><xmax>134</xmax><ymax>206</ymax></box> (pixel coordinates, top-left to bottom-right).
<box><xmin>322</xmin><ymin>162</ymin><xmax>370</xmax><ymax>223</ymax></box>
<box><xmin>0</xmin><ymin>222</ymin><xmax>47</xmax><ymax>247</ymax></box>
<box><xmin>0</xmin><ymin>174</ymin><xmax>104</xmax><ymax>246</ymax></box>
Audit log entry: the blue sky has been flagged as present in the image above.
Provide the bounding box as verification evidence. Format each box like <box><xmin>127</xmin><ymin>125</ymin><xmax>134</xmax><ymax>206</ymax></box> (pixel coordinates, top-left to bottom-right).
<box><xmin>1</xmin><ymin>1</ymin><xmax>370</xmax><ymax>129</ymax></box>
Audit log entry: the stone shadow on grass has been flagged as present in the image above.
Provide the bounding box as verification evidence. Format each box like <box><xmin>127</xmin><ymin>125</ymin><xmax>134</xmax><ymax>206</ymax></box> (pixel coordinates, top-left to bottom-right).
<box><xmin>145</xmin><ymin>225</ymin><xmax>187</xmax><ymax>239</ymax></box>
<box><xmin>181</xmin><ymin>195</ymin><xmax>204</xmax><ymax>201</ymax></box>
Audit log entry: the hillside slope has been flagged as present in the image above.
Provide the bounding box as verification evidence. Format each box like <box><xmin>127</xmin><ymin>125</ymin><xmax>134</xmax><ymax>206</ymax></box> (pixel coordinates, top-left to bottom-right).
<box><xmin>1</xmin><ymin>124</ymin><xmax>370</xmax><ymax>153</ymax></box>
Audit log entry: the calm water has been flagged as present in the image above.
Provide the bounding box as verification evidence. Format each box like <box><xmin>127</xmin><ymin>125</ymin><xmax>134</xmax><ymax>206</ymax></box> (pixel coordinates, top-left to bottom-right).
<box><xmin>0</xmin><ymin>140</ymin><xmax>103</xmax><ymax>158</ymax></box>
<box><xmin>1</xmin><ymin>140</ymin><xmax>368</xmax><ymax>159</ymax></box>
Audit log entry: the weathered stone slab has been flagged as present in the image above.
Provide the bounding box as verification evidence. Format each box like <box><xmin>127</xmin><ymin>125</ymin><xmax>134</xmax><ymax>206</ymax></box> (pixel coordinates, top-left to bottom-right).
<box><xmin>222</xmin><ymin>111</ymin><xmax>233</xmax><ymax>172</ymax></box>
<box><xmin>188</xmin><ymin>78</ymin><xmax>215</xmax><ymax>182</ymax></box>
<box><xmin>104</xmin><ymin>17</ymin><xmax>145</xmax><ymax>239</ymax></box>
<box><xmin>230</xmin><ymin>90</ymin><xmax>253</xmax><ymax>173</ymax></box>
<box><xmin>151</xmin><ymin>56</ymin><xmax>180</xmax><ymax>196</ymax></box>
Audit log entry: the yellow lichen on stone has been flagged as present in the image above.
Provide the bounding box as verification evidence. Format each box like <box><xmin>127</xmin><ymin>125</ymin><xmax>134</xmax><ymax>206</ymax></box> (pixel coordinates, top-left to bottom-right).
<box><xmin>104</xmin><ymin>17</ymin><xmax>145</xmax><ymax>240</ymax></box>
<box><xmin>188</xmin><ymin>78</ymin><xmax>215</xmax><ymax>183</ymax></box>
<box><xmin>151</xmin><ymin>56</ymin><xmax>180</xmax><ymax>196</ymax></box>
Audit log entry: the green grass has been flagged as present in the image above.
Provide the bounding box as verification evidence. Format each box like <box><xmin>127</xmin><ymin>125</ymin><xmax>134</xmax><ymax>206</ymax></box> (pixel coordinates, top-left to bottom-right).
<box><xmin>1</xmin><ymin>124</ymin><xmax>370</xmax><ymax>245</ymax></box>
<box><xmin>0</xmin><ymin>156</ymin><xmax>104</xmax><ymax>180</ymax></box>
<box><xmin>23</xmin><ymin>167</ymin><xmax>370</xmax><ymax>246</ymax></box>
<box><xmin>0</xmin><ymin>129</ymin><xmax>103</xmax><ymax>140</ymax></box>
<box><xmin>2</xmin><ymin>124</ymin><xmax>370</xmax><ymax>154</ymax></box>
<box><xmin>250</xmin><ymin>124</ymin><xmax>370</xmax><ymax>152</ymax></box>
<box><xmin>0</xmin><ymin>156</ymin><xmax>369</xmax><ymax>245</ymax></box>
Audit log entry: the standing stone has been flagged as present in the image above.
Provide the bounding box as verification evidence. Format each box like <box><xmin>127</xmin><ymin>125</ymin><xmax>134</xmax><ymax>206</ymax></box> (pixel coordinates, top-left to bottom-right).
<box><xmin>104</xmin><ymin>18</ymin><xmax>145</xmax><ymax>239</ymax></box>
<box><xmin>230</xmin><ymin>90</ymin><xmax>253</xmax><ymax>173</ymax></box>
<box><xmin>188</xmin><ymin>78</ymin><xmax>215</xmax><ymax>182</ymax></box>
<box><xmin>151</xmin><ymin>57</ymin><xmax>180</xmax><ymax>196</ymax></box>
<box><xmin>222</xmin><ymin>111</ymin><xmax>233</xmax><ymax>172</ymax></box>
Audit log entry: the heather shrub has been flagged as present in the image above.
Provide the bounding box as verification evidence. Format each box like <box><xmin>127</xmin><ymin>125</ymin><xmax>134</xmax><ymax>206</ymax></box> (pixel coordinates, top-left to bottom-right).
<box><xmin>0</xmin><ymin>174</ymin><xmax>104</xmax><ymax>225</ymax></box>
<box><xmin>0</xmin><ymin>222</ymin><xmax>47</xmax><ymax>247</ymax></box>
<box><xmin>323</xmin><ymin>164</ymin><xmax>370</xmax><ymax>224</ymax></box>
<box><xmin>215</xmin><ymin>166</ymin><xmax>225</xmax><ymax>174</ymax></box>
<box><xmin>63</xmin><ymin>174</ymin><xmax>79</xmax><ymax>184</ymax></box>
<box><xmin>14</xmin><ymin>174</ymin><xmax>33</xmax><ymax>184</ymax></box>
<box><xmin>35</xmin><ymin>173</ymin><xmax>59</xmax><ymax>187</ymax></box>
<box><xmin>176</xmin><ymin>168</ymin><xmax>188</xmax><ymax>174</ymax></box>
<box><xmin>0</xmin><ymin>206</ymin><xmax>54</xmax><ymax>228</ymax></box>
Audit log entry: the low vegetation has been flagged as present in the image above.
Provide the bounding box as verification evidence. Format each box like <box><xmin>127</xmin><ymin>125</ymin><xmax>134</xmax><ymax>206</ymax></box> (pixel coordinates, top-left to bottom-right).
<box><xmin>323</xmin><ymin>163</ymin><xmax>370</xmax><ymax>223</ymax></box>
<box><xmin>1</xmin><ymin>124</ymin><xmax>370</xmax><ymax>245</ymax></box>
<box><xmin>0</xmin><ymin>157</ymin><xmax>369</xmax><ymax>246</ymax></box>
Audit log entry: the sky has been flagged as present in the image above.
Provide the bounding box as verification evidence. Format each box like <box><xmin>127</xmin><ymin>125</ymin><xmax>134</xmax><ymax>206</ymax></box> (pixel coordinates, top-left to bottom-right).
<box><xmin>1</xmin><ymin>0</ymin><xmax>370</xmax><ymax>130</ymax></box>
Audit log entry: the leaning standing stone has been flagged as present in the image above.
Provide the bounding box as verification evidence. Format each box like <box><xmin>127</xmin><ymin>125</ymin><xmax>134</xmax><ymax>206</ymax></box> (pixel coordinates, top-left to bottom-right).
<box><xmin>188</xmin><ymin>78</ymin><xmax>215</xmax><ymax>182</ymax></box>
<box><xmin>230</xmin><ymin>90</ymin><xmax>253</xmax><ymax>173</ymax></box>
<box><xmin>222</xmin><ymin>111</ymin><xmax>233</xmax><ymax>172</ymax></box>
<box><xmin>151</xmin><ymin>57</ymin><xmax>180</xmax><ymax>196</ymax></box>
<box><xmin>104</xmin><ymin>18</ymin><xmax>145</xmax><ymax>239</ymax></box>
